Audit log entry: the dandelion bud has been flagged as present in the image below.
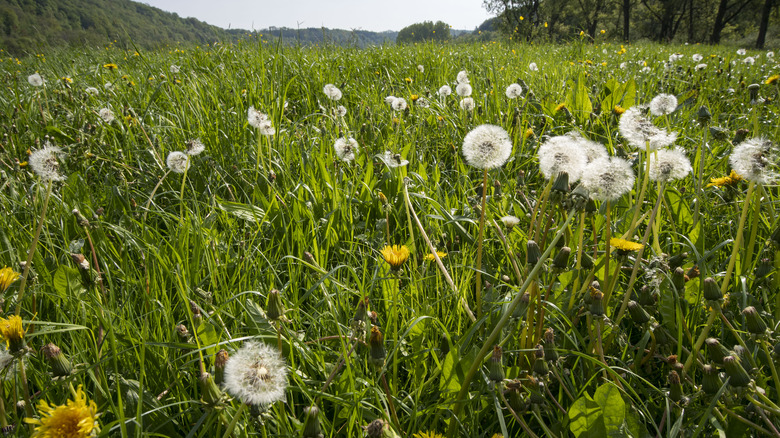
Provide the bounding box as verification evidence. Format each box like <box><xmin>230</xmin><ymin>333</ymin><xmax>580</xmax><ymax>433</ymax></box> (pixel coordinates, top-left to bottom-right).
<box><xmin>723</xmin><ymin>354</ymin><xmax>751</xmax><ymax>387</ymax></box>
<box><xmin>543</xmin><ymin>328</ymin><xmax>558</xmax><ymax>362</ymax></box>
<box><xmin>488</xmin><ymin>346</ymin><xmax>505</xmax><ymax>382</ymax></box>
<box><xmin>550</xmin><ymin>172</ymin><xmax>570</xmax><ymax>204</ymax></box>
<box><xmin>378</xmin><ymin>192</ymin><xmax>388</xmax><ymax>206</ymax></box>
<box><xmin>369</xmin><ymin>326</ymin><xmax>385</xmax><ymax>368</ymax></box>
<box><xmin>526</xmin><ymin>240</ymin><xmax>542</xmax><ymax>266</ymax></box>
<box><xmin>672</xmin><ymin>267</ymin><xmax>686</xmax><ymax>292</ymax></box>
<box><xmin>566</xmin><ymin>184</ymin><xmax>590</xmax><ymax>211</ymax></box>
<box><xmin>494</xmin><ymin>180</ymin><xmax>502</xmax><ymax>198</ymax></box>
<box><xmin>697</xmin><ymin>105</ymin><xmax>712</xmax><ymax>124</ymax></box>
<box><xmin>42</xmin><ymin>343</ymin><xmax>72</xmax><ymax>377</ymax></box>
<box><xmin>686</xmin><ymin>265</ymin><xmax>700</xmax><ymax>281</ymax></box>
<box><xmin>72</xmin><ymin>209</ymin><xmax>90</xmax><ymax>227</ymax></box>
<box><xmin>628</xmin><ymin>301</ymin><xmax>651</xmax><ymax>324</ymax></box>
<box><xmin>668</xmin><ymin>371</ymin><xmax>683</xmax><ymax>402</ymax></box>
<box><xmin>654</xmin><ymin>325</ymin><xmax>672</xmax><ymax>345</ymax></box>
<box><xmin>533</xmin><ymin>345</ymin><xmax>549</xmax><ymax>376</ymax></box>
<box><xmin>530</xmin><ymin>380</ymin><xmax>546</xmax><ymax>405</ymax></box>
<box><xmin>354</xmin><ymin>297</ymin><xmax>369</xmax><ymax>322</ymax></box>
<box><xmin>747</xmin><ymin>83</ymin><xmax>760</xmax><ymax>101</ymax></box>
<box><xmin>304</xmin><ymin>251</ymin><xmax>316</xmax><ymax>264</ymax></box>
<box><xmin>175</xmin><ymin>324</ymin><xmax>190</xmax><ymax>341</ymax></box>
<box><xmin>638</xmin><ymin>285</ymin><xmax>656</xmax><ymax>307</ymax></box>
<box><xmin>702</xmin><ymin>277</ymin><xmax>722</xmax><ymax>302</ymax></box>
<box><xmin>364</xmin><ymin>419</ymin><xmax>400</xmax><ymax>438</ymax></box>
<box><xmin>302</xmin><ymin>405</ymin><xmax>324</xmax><ymax>438</ymax></box>
<box><xmin>702</xmin><ymin>364</ymin><xmax>723</xmax><ymax>394</ymax></box>
<box><xmin>733</xmin><ymin>129</ymin><xmax>750</xmax><ymax>144</ymax></box>
<box><xmin>266</xmin><ymin>289</ymin><xmax>284</xmax><ymax>322</ymax></box>
<box><xmin>578</xmin><ymin>251</ymin><xmax>594</xmax><ymax>270</ymax></box>
<box><xmin>734</xmin><ymin>345</ymin><xmax>755</xmax><ymax>374</ymax></box>
<box><xmin>199</xmin><ymin>372</ymin><xmax>225</xmax><ymax>408</ymax></box>
<box><xmin>511</xmin><ymin>292</ymin><xmax>531</xmax><ymax>319</ymax></box>
<box><xmin>742</xmin><ymin>306</ymin><xmax>767</xmax><ymax>335</ymax></box>
<box><xmin>505</xmin><ymin>380</ymin><xmax>526</xmax><ymax>413</ymax></box>
<box><xmin>705</xmin><ymin>338</ymin><xmax>730</xmax><ymax>365</ymax></box>
<box><xmin>589</xmin><ymin>289</ymin><xmax>605</xmax><ymax>317</ymax></box>
<box><xmin>667</xmin><ymin>355</ymin><xmax>683</xmax><ymax>373</ymax></box>
<box><xmin>553</xmin><ymin>247</ymin><xmax>571</xmax><ymax>271</ymax></box>
<box><xmin>215</xmin><ymin>349</ymin><xmax>229</xmax><ymax>384</ymax></box>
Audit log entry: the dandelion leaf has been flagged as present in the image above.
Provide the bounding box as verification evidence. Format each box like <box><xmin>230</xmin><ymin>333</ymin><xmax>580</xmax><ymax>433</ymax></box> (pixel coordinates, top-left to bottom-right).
<box><xmin>568</xmin><ymin>392</ymin><xmax>607</xmax><ymax>437</ymax></box>
<box><xmin>565</xmin><ymin>72</ymin><xmax>593</xmax><ymax>124</ymax></box>
<box><xmin>593</xmin><ymin>383</ymin><xmax>625</xmax><ymax>435</ymax></box>
<box><xmin>53</xmin><ymin>265</ymin><xmax>86</xmax><ymax>298</ymax></box>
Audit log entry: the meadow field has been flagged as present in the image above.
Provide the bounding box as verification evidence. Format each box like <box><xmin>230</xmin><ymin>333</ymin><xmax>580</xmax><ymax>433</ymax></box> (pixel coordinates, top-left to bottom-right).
<box><xmin>1</xmin><ymin>37</ymin><xmax>779</xmax><ymax>437</ymax></box>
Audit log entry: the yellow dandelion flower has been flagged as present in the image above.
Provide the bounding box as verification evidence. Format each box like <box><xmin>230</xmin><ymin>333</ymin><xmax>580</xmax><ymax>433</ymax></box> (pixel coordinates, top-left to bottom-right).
<box><xmin>554</xmin><ymin>103</ymin><xmax>566</xmax><ymax>112</ymax></box>
<box><xmin>410</xmin><ymin>94</ymin><xmax>419</xmax><ymax>102</ymax></box>
<box><xmin>613</xmin><ymin>105</ymin><xmax>626</xmax><ymax>115</ymax></box>
<box><xmin>766</xmin><ymin>74</ymin><xmax>779</xmax><ymax>85</ymax></box>
<box><xmin>405</xmin><ymin>77</ymin><xmax>412</xmax><ymax>83</ymax></box>
<box><xmin>102</xmin><ymin>63</ymin><xmax>117</xmax><ymax>70</ymax></box>
<box><xmin>424</xmin><ymin>251</ymin><xmax>447</xmax><ymax>262</ymax></box>
<box><xmin>61</xmin><ymin>77</ymin><xmax>73</xmax><ymax>84</ymax></box>
<box><xmin>25</xmin><ymin>385</ymin><xmax>100</xmax><ymax>438</ymax></box>
<box><xmin>0</xmin><ymin>267</ymin><xmax>20</xmax><ymax>292</ymax></box>
<box><xmin>380</xmin><ymin>245</ymin><xmax>410</xmax><ymax>270</ymax></box>
<box><xmin>413</xmin><ymin>432</ymin><xmax>444</xmax><ymax>438</ymax></box>
<box><xmin>610</xmin><ymin>238</ymin><xmax>644</xmax><ymax>254</ymax></box>
<box><xmin>520</xmin><ymin>16</ymin><xmax>524</xmax><ymax>20</ymax></box>
<box><xmin>600</xmin><ymin>29</ymin><xmax>606</xmax><ymax>34</ymax></box>
<box><xmin>524</xmin><ymin>128</ymin><xmax>535</xmax><ymax>139</ymax></box>
<box><xmin>0</xmin><ymin>315</ymin><xmax>24</xmax><ymax>352</ymax></box>
<box><xmin>707</xmin><ymin>169</ymin><xmax>743</xmax><ymax>188</ymax></box>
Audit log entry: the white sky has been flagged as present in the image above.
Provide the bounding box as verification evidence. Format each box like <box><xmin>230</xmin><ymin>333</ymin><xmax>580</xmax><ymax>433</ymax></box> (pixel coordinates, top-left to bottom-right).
<box><xmin>139</xmin><ymin>0</ymin><xmax>492</xmax><ymax>32</ymax></box>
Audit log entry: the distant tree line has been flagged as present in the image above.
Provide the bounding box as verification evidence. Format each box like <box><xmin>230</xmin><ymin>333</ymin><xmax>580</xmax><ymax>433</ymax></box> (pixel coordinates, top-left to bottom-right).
<box><xmin>483</xmin><ymin>0</ymin><xmax>778</xmax><ymax>47</ymax></box>
<box><xmin>396</xmin><ymin>21</ymin><xmax>451</xmax><ymax>44</ymax></box>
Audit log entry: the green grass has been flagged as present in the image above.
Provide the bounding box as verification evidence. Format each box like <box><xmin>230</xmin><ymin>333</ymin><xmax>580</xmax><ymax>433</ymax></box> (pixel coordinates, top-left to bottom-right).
<box><xmin>1</xmin><ymin>38</ymin><xmax>780</xmax><ymax>437</ymax></box>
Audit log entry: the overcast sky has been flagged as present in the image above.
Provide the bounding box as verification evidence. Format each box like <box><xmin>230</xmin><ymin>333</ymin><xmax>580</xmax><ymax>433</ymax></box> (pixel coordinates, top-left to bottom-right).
<box><xmin>140</xmin><ymin>0</ymin><xmax>492</xmax><ymax>32</ymax></box>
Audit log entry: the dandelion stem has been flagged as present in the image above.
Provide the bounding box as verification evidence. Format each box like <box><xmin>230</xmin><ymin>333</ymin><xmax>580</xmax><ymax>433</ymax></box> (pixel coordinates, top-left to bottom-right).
<box><xmin>497</xmin><ymin>388</ymin><xmax>539</xmax><ymax>438</ymax></box>
<box><xmin>476</xmin><ymin>168</ymin><xmax>489</xmax><ymax>321</ymax></box>
<box><xmin>626</xmin><ymin>145</ymin><xmax>651</xmax><ymax>237</ymax></box>
<box><xmin>603</xmin><ymin>201</ymin><xmax>612</xmax><ymax>302</ymax></box>
<box><xmin>222</xmin><ymin>403</ymin><xmax>248</xmax><ymax>438</ymax></box>
<box><xmin>14</xmin><ymin>180</ymin><xmax>52</xmax><ymax>316</ymax></box>
<box><xmin>568</xmin><ymin>212</ymin><xmax>587</xmax><ymax>312</ymax></box>
<box><xmin>18</xmin><ymin>360</ymin><xmax>34</xmax><ymax>431</ymax></box>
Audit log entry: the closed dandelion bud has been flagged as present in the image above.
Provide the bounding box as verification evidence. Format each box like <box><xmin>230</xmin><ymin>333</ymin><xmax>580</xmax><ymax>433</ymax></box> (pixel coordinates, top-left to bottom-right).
<box><xmin>668</xmin><ymin>371</ymin><xmax>683</xmax><ymax>402</ymax></box>
<box><xmin>190</xmin><ymin>300</ymin><xmax>202</xmax><ymax>328</ymax></box>
<box><xmin>585</xmin><ymin>198</ymin><xmax>597</xmax><ymax>214</ymax></box>
<box><xmin>702</xmin><ymin>277</ymin><xmax>722</xmax><ymax>301</ymax></box>
<box><xmin>774</xmin><ymin>341</ymin><xmax>780</xmax><ymax>359</ymax></box>
<box><xmin>533</xmin><ymin>345</ymin><xmax>548</xmax><ymax>376</ymax></box>
<box><xmin>742</xmin><ymin>306</ymin><xmax>767</xmax><ymax>335</ymax></box>
<box><xmin>686</xmin><ymin>265</ymin><xmax>700</xmax><ymax>281</ymax></box>
<box><xmin>553</xmin><ymin>247</ymin><xmax>571</xmax><ymax>271</ymax></box>
<box><xmin>702</xmin><ymin>364</ymin><xmax>723</xmax><ymax>394</ymax></box>
<box><xmin>494</xmin><ymin>179</ymin><xmax>502</xmax><ymax>198</ymax></box>
<box><xmin>550</xmin><ymin>172</ymin><xmax>570</xmax><ymax>204</ymax></box>
<box><xmin>653</xmin><ymin>325</ymin><xmax>672</xmax><ymax>346</ymax></box>
<box><xmin>302</xmin><ymin>405</ymin><xmax>324</xmax><ymax>438</ymax></box>
<box><xmin>369</xmin><ymin>326</ymin><xmax>385</xmax><ymax>368</ymax></box>
<box><xmin>628</xmin><ymin>301</ymin><xmax>651</xmax><ymax>324</ymax></box>
<box><xmin>530</xmin><ymin>380</ymin><xmax>546</xmax><ymax>405</ymax></box>
<box><xmin>215</xmin><ymin>349</ymin><xmax>229</xmax><ymax>384</ymax></box>
<box><xmin>579</xmin><ymin>252</ymin><xmax>594</xmax><ymax>270</ymax></box>
<box><xmin>199</xmin><ymin>372</ymin><xmax>225</xmax><ymax>407</ymax></box>
<box><xmin>527</xmin><ymin>240</ymin><xmax>541</xmax><ymax>265</ymax></box>
<box><xmin>175</xmin><ymin>324</ymin><xmax>190</xmax><ymax>341</ymax></box>
<box><xmin>638</xmin><ymin>285</ymin><xmax>656</xmax><ymax>307</ymax></box>
<box><xmin>668</xmin><ymin>252</ymin><xmax>688</xmax><ymax>270</ymax></box>
<box><xmin>42</xmin><ymin>343</ymin><xmax>72</xmax><ymax>377</ymax></box>
<box><xmin>354</xmin><ymin>297</ymin><xmax>369</xmax><ymax>322</ymax></box>
<box><xmin>567</xmin><ymin>184</ymin><xmax>590</xmax><ymax>211</ymax></box>
<box><xmin>723</xmin><ymin>354</ymin><xmax>751</xmax><ymax>387</ymax></box>
<box><xmin>365</xmin><ymin>419</ymin><xmax>400</xmax><ymax>438</ymax></box>
<box><xmin>511</xmin><ymin>292</ymin><xmax>531</xmax><ymax>319</ymax></box>
<box><xmin>266</xmin><ymin>289</ymin><xmax>284</xmax><ymax>321</ymax></box>
<box><xmin>72</xmin><ymin>208</ymin><xmax>90</xmax><ymax>227</ymax></box>
<box><xmin>734</xmin><ymin>345</ymin><xmax>754</xmax><ymax>374</ymax></box>
<box><xmin>304</xmin><ymin>251</ymin><xmax>316</xmax><ymax>264</ymax></box>
<box><xmin>755</xmin><ymin>258</ymin><xmax>773</xmax><ymax>279</ymax></box>
<box><xmin>697</xmin><ymin>105</ymin><xmax>712</xmax><ymax>124</ymax></box>
<box><xmin>748</xmin><ymin>83</ymin><xmax>760</xmax><ymax>101</ymax></box>
<box><xmin>706</xmin><ymin>338</ymin><xmax>730</xmax><ymax>365</ymax></box>
<box><xmin>543</xmin><ymin>328</ymin><xmax>558</xmax><ymax>362</ymax></box>
<box><xmin>733</xmin><ymin>129</ymin><xmax>750</xmax><ymax>145</ymax></box>
<box><xmin>589</xmin><ymin>289</ymin><xmax>605</xmax><ymax>317</ymax></box>
<box><xmin>506</xmin><ymin>380</ymin><xmax>526</xmax><ymax>413</ymax></box>
<box><xmin>489</xmin><ymin>346</ymin><xmax>505</xmax><ymax>382</ymax></box>
<box><xmin>672</xmin><ymin>267</ymin><xmax>686</xmax><ymax>292</ymax></box>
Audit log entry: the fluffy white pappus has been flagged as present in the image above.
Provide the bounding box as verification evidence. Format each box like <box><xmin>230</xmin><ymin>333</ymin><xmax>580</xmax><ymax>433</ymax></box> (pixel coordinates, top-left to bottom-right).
<box><xmin>27</xmin><ymin>73</ymin><xmax>44</xmax><ymax>87</ymax></box>
<box><xmin>648</xmin><ymin>147</ymin><xmax>692</xmax><ymax>183</ymax></box>
<box><xmin>568</xmin><ymin>132</ymin><xmax>608</xmax><ymax>163</ymax></box>
<box><xmin>417</xmin><ymin>64</ymin><xmax>424</xmax><ymax>72</ymax></box>
<box><xmin>537</xmin><ymin>135</ymin><xmax>588</xmax><ymax>182</ymax></box>
<box><xmin>323</xmin><ymin>84</ymin><xmax>342</xmax><ymax>101</ymax></box>
<box><xmin>505</xmin><ymin>83</ymin><xmax>523</xmax><ymax>99</ymax></box>
<box><xmin>618</xmin><ymin>107</ymin><xmax>678</xmax><ymax>151</ymax></box>
<box><xmin>415</xmin><ymin>97</ymin><xmax>430</xmax><ymax>108</ymax></box>
<box><xmin>461</xmin><ymin>124</ymin><xmax>513</xmax><ymax>170</ymax></box>
<box><xmin>85</xmin><ymin>87</ymin><xmax>99</xmax><ymax>96</ymax></box>
<box><xmin>29</xmin><ymin>142</ymin><xmax>66</xmax><ymax>181</ymax></box>
<box><xmin>377</xmin><ymin>151</ymin><xmax>409</xmax><ymax>168</ymax></box>
<box><xmin>649</xmin><ymin>93</ymin><xmax>678</xmax><ymax>116</ymax></box>
<box><xmin>456</xmin><ymin>70</ymin><xmax>469</xmax><ymax>84</ymax></box>
<box><xmin>456</xmin><ymin>82</ymin><xmax>472</xmax><ymax>97</ymax></box>
<box><xmin>692</xmin><ymin>54</ymin><xmax>703</xmax><ymax>62</ymax></box>
<box><xmin>98</xmin><ymin>108</ymin><xmax>114</xmax><ymax>123</ymax></box>
<box><xmin>500</xmin><ymin>215</ymin><xmax>520</xmax><ymax>228</ymax></box>
<box><xmin>247</xmin><ymin>106</ymin><xmax>269</xmax><ymax>129</ymax></box>
<box><xmin>743</xmin><ymin>56</ymin><xmax>755</xmax><ymax>65</ymax></box>
<box><xmin>668</xmin><ymin>53</ymin><xmax>684</xmax><ymax>62</ymax></box>
<box><xmin>334</xmin><ymin>105</ymin><xmax>347</xmax><ymax>117</ymax></box>
<box><xmin>385</xmin><ymin>95</ymin><xmax>397</xmax><ymax>105</ymax></box>
<box><xmin>334</xmin><ymin>137</ymin><xmax>359</xmax><ymax>162</ymax></box>
<box><xmin>695</xmin><ymin>63</ymin><xmax>708</xmax><ymax>71</ymax></box>
<box><xmin>166</xmin><ymin>151</ymin><xmax>190</xmax><ymax>174</ymax></box>
<box><xmin>391</xmin><ymin>98</ymin><xmax>408</xmax><ymax>111</ymax></box>
<box><xmin>437</xmin><ymin>85</ymin><xmax>452</xmax><ymax>97</ymax></box>
<box><xmin>580</xmin><ymin>157</ymin><xmax>635</xmax><ymax>201</ymax></box>
<box><xmin>729</xmin><ymin>137</ymin><xmax>777</xmax><ymax>184</ymax></box>
<box><xmin>459</xmin><ymin>97</ymin><xmax>475</xmax><ymax>111</ymax></box>
<box><xmin>170</xmin><ymin>64</ymin><xmax>180</xmax><ymax>74</ymax></box>
<box><xmin>737</xmin><ymin>48</ymin><xmax>747</xmax><ymax>56</ymax></box>
<box><xmin>186</xmin><ymin>139</ymin><xmax>206</xmax><ymax>156</ymax></box>
<box><xmin>528</xmin><ymin>62</ymin><xmax>539</xmax><ymax>72</ymax></box>
<box><xmin>223</xmin><ymin>341</ymin><xmax>287</xmax><ymax>406</ymax></box>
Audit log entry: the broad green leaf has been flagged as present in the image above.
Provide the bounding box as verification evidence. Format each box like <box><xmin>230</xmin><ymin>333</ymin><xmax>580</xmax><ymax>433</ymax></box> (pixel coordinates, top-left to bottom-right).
<box><xmin>565</xmin><ymin>72</ymin><xmax>593</xmax><ymax>124</ymax></box>
<box><xmin>53</xmin><ymin>265</ymin><xmax>86</xmax><ymax>298</ymax></box>
<box><xmin>594</xmin><ymin>383</ymin><xmax>626</xmax><ymax>435</ymax></box>
<box><xmin>217</xmin><ymin>198</ymin><xmax>265</xmax><ymax>223</ymax></box>
<box><xmin>569</xmin><ymin>393</ymin><xmax>607</xmax><ymax>437</ymax></box>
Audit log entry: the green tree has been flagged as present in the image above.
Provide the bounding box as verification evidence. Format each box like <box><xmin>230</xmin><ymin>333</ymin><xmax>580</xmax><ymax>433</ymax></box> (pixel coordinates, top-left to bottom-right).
<box><xmin>396</xmin><ymin>21</ymin><xmax>450</xmax><ymax>44</ymax></box>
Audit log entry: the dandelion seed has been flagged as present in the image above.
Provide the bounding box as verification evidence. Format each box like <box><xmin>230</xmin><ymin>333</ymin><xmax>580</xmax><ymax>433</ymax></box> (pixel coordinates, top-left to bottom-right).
<box><xmin>618</xmin><ymin>107</ymin><xmax>678</xmax><ymax>151</ymax></box>
<box><xmin>25</xmin><ymin>385</ymin><xmax>100</xmax><ymax>438</ymax></box>
<box><xmin>695</xmin><ymin>63</ymin><xmax>708</xmax><ymax>71</ymax></box>
<box><xmin>641</xmin><ymin>66</ymin><xmax>652</xmax><ymax>73</ymax></box>
<box><xmin>505</xmin><ymin>83</ymin><xmax>523</xmax><ymax>99</ymax></box>
<box><xmin>28</xmin><ymin>73</ymin><xmax>44</xmax><ymax>86</ymax></box>
<box><xmin>335</xmin><ymin>105</ymin><xmax>347</xmax><ymax>117</ymax></box>
<box><xmin>729</xmin><ymin>137</ymin><xmax>777</xmax><ymax>184</ymax></box>
<box><xmin>98</xmin><ymin>108</ymin><xmax>114</xmax><ymax>123</ymax></box>
<box><xmin>166</xmin><ymin>151</ymin><xmax>190</xmax><ymax>174</ymax></box>
<box><xmin>185</xmin><ymin>139</ymin><xmax>205</xmax><ymax>156</ymax></box>
<box><xmin>537</xmin><ymin>135</ymin><xmax>588</xmax><ymax>182</ymax></box>
<box><xmin>668</xmin><ymin>53</ymin><xmax>683</xmax><ymax>62</ymax></box>
<box><xmin>456</xmin><ymin>70</ymin><xmax>469</xmax><ymax>84</ymax></box>
<box><xmin>377</xmin><ymin>151</ymin><xmax>409</xmax><ymax>168</ymax></box>
<box><xmin>391</xmin><ymin>98</ymin><xmax>408</xmax><ymax>111</ymax></box>
<box><xmin>580</xmin><ymin>156</ymin><xmax>635</xmax><ymax>201</ymax></box>
<box><xmin>649</xmin><ymin>93</ymin><xmax>678</xmax><ymax>116</ymax></box>
<box><xmin>85</xmin><ymin>87</ymin><xmax>99</xmax><ymax>96</ymax></box>
<box><xmin>334</xmin><ymin>137</ymin><xmax>359</xmax><ymax>162</ymax></box>
<box><xmin>462</xmin><ymin>124</ymin><xmax>512</xmax><ymax>169</ymax></box>
<box><xmin>415</xmin><ymin>97</ymin><xmax>430</xmax><ymax>108</ymax></box>
<box><xmin>417</xmin><ymin>64</ymin><xmax>424</xmax><ymax>72</ymax></box>
<box><xmin>385</xmin><ymin>95</ymin><xmax>397</xmax><ymax>105</ymax></box>
<box><xmin>692</xmin><ymin>54</ymin><xmax>703</xmax><ymax>62</ymax></box>
<box><xmin>437</xmin><ymin>85</ymin><xmax>452</xmax><ymax>97</ymax></box>
<box><xmin>29</xmin><ymin>143</ymin><xmax>65</xmax><ymax>182</ymax></box>
<box><xmin>456</xmin><ymin>82</ymin><xmax>472</xmax><ymax>97</ymax></box>
<box><xmin>223</xmin><ymin>341</ymin><xmax>287</xmax><ymax>406</ymax></box>
<box><xmin>648</xmin><ymin>147</ymin><xmax>692</xmax><ymax>183</ymax></box>
<box><xmin>380</xmin><ymin>245</ymin><xmax>410</xmax><ymax>269</ymax></box>
<box><xmin>737</xmin><ymin>48</ymin><xmax>747</xmax><ymax>56</ymax></box>
<box><xmin>323</xmin><ymin>84</ymin><xmax>342</xmax><ymax>101</ymax></box>
<box><xmin>529</xmin><ymin>62</ymin><xmax>539</xmax><ymax>71</ymax></box>
<box><xmin>767</xmin><ymin>51</ymin><xmax>775</xmax><ymax>59</ymax></box>
<box><xmin>459</xmin><ymin>97</ymin><xmax>475</xmax><ymax>111</ymax></box>
<box><xmin>571</xmin><ymin>132</ymin><xmax>608</xmax><ymax>163</ymax></box>
<box><xmin>743</xmin><ymin>57</ymin><xmax>755</xmax><ymax>65</ymax></box>
<box><xmin>170</xmin><ymin>64</ymin><xmax>180</xmax><ymax>74</ymax></box>
<box><xmin>104</xmin><ymin>82</ymin><xmax>113</xmax><ymax>90</ymax></box>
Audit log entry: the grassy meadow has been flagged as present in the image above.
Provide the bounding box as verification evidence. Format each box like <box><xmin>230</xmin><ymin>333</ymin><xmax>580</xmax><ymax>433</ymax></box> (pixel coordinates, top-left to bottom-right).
<box><xmin>1</xmin><ymin>37</ymin><xmax>780</xmax><ymax>437</ymax></box>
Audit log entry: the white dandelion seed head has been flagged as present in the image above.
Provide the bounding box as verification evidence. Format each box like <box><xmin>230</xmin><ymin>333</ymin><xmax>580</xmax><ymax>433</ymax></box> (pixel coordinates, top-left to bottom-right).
<box><xmin>27</xmin><ymin>73</ymin><xmax>44</xmax><ymax>87</ymax></box>
<box><xmin>98</xmin><ymin>108</ymin><xmax>114</xmax><ymax>123</ymax></box>
<box><xmin>669</xmin><ymin>53</ymin><xmax>684</xmax><ymax>62</ymax></box>
<box><xmin>335</xmin><ymin>105</ymin><xmax>347</xmax><ymax>117</ymax></box>
<box><xmin>648</xmin><ymin>147</ymin><xmax>692</xmax><ymax>183</ymax></box>
<box><xmin>641</xmin><ymin>66</ymin><xmax>652</xmax><ymax>73</ymax></box>
<box><xmin>438</xmin><ymin>85</ymin><xmax>452</xmax><ymax>97</ymax></box>
<box><xmin>692</xmin><ymin>54</ymin><xmax>703</xmax><ymax>62</ymax></box>
<box><xmin>695</xmin><ymin>63</ymin><xmax>708</xmax><ymax>71</ymax></box>
<box><xmin>461</xmin><ymin>124</ymin><xmax>513</xmax><ymax>169</ymax></box>
<box><xmin>391</xmin><ymin>98</ymin><xmax>407</xmax><ymax>111</ymax></box>
<box><xmin>185</xmin><ymin>139</ymin><xmax>206</xmax><ymax>156</ymax></box>
<box><xmin>649</xmin><ymin>93</ymin><xmax>678</xmax><ymax>116</ymax></box>
<box><xmin>29</xmin><ymin>142</ymin><xmax>66</xmax><ymax>181</ymax></box>
<box><xmin>459</xmin><ymin>97</ymin><xmax>475</xmax><ymax>111</ymax></box>
<box><xmin>505</xmin><ymin>83</ymin><xmax>523</xmax><ymax>99</ymax></box>
<box><xmin>385</xmin><ymin>95</ymin><xmax>397</xmax><ymax>105</ymax></box>
<box><xmin>620</xmin><ymin>62</ymin><xmax>627</xmax><ymax>70</ymax></box>
<box><xmin>456</xmin><ymin>70</ymin><xmax>469</xmax><ymax>84</ymax></box>
<box><xmin>104</xmin><ymin>82</ymin><xmax>113</xmax><ymax>90</ymax></box>
<box><xmin>417</xmin><ymin>64</ymin><xmax>424</xmax><ymax>72</ymax></box>
<box><xmin>85</xmin><ymin>87</ymin><xmax>99</xmax><ymax>96</ymax></box>
<box><xmin>729</xmin><ymin>137</ymin><xmax>777</xmax><ymax>184</ymax></box>
<box><xmin>247</xmin><ymin>106</ymin><xmax>269</xmax><ymax>129</ymax></box>
<box><xmin>581</xmin><ymin>156</ymin><xmax>635</xmax><ymax>201</ymax></box>
<box><xmin>456</xmin><ymin>82</ymin><xmax>472</xmax><ymax>97</ymax></box>
<box><xmin>568</xmin><ymin>131</ymin><xmax>608</xmax><ymax>163</ymax></box>
<box><xmin>323</xmin><ymin>84</ymin><xmax>342</xmax><ymax>101</ymax></box>
<box><xmin>743</xmin><ymin>56</ymin><xmax>755</xmax><ymax>65</ymax></box>
<box><xmin>258</xmin><ymin>120</ymin><xmax>275</xmax><ymax>136</ymax></box>
<box><xmin>415</xmin><ymin>97</ymin><xmax>430</xmax><ymax>108</ymax></box>
<box><xmin>528</xmin><ymin>62</ymin><xmax>539</xmax><ymax>72</ymax></box>
<box><xmin>767</xmin><ymin>51</ymin><xmax>775</xmax><ymax>59</ymax></box>
<box><xmin>500</xmin><ymin>215</ymin><xmax>521</xmax><ymax>228</ymax></box>
<box><xmin>170</xmin><ymin>64</ymin><xmax>180</xmax><ymax>74</ymax></box>
<box><xmin>223</xmin><ymin>341</ymin><xmax>287</xmax><ymax>406</ymax></box>
<box><xmin>166</xmin><ymin>151</ymin><xmax>190</xmax><ymax>174</ymax></box>
<box><xmin>618</xmin><ymin>107</ymin><xmax>678</xmax><ymax>151</ymax></box>
<box><xmin>737</xmin><ymin>48</ymin><xmax>747</xmax><ymax>56</ymax></box>
<box><xmin>377</xmin><ymin>151</ymin><xmax>409</xmax><ymax>168</ymax></box>
<box><xmin>334</xmin><ymin>137</ymin><xmax>359</xmax><ymax>162</ymax></box>
<box><xmin>537</xmin><ymin>135</ymin><xmax>588</xmax><ymax>182</ymax></box>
